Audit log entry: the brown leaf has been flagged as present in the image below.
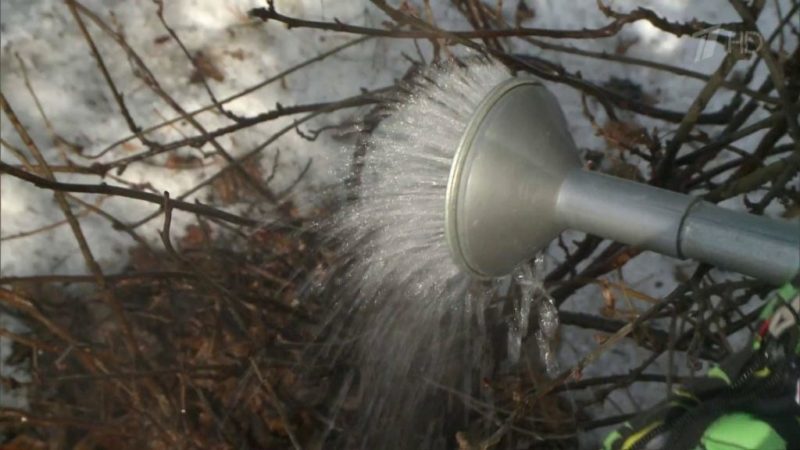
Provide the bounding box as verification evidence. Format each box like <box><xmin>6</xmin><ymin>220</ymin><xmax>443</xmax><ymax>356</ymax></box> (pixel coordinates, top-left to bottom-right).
<box><xmin>3</xmin><ymin>435</ymin><xmax>48</xmax><ymax>450</ymax></box>
<box><xmin>180</xmin><ymin>224</ymin><xmax>209</xmax><ymax>250</ymax></box>
<box><xmin>608</xmin><ymin>158</ymin><xmax>643</xmax><ymax>181</ymax></box>
<box><xmin>515</xmin><ymin>0</ymin><xmax>535</xmax><ymax>27</ymax></box>
<box><xmin>165</xmin><ymin>153</ymin><xmax>203</xmax><ymax>170</ymax></box>
<box><xmin>601</xmin><ymin>120</ymin><xmax>652</xmax><ymax>150</ymax></box>
<box><xmin>190</xmin><ymin>50</ymin><xmax>225</xmax><ymax>83</ymax></box>
<box><xmin>398</xmin><ymin>0</ymin><xmax>421</xmax><ymax>17</ymax></box>
<box><xmin>782</xmin><ymin>202</ymin><xmax>800</xmax><ymax>219</ymax></box>
<box><xmin>224</xmin><ymin>340</ymin><xmax>251</xmax><ymax>359</ymax></box>
<box><xmin>252</xmin><ymin>228</ymin><xmax>296</xmax><ymax>256</ymax></box>
<box><xmin>615</xmin><ymin>36</ymin><xmax>639</xmax><ymax>55</ymax></box>
<box><xmin>265</xmin><ymin>415</ymin><xmax>289</xmax><ymax>435</ymax></box>
<box><xmin>128</xmin><ymin>244</ymin><xmax>162</xmax><ymax>271</ymax></box>
<box><xmin>603</xmin><ymin>77</ymin><xmax>657</xmax><ymax>105</ymax></box>
<box><xmin>227</xmin><ymin>49</ymin><xmax>248</xmax><ymax>61</ymax></box>
<box><xmin>211</xmin><ymin>156</ymin><xmax>264</xmax><ymax>204</ymax></box>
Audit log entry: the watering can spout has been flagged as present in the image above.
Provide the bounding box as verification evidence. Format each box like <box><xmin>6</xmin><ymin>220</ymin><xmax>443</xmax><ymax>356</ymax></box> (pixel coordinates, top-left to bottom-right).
<box><xmin>445</xmin><ymin>78</ymin><xmax>800</xmax><ymax>284</ymax></box>
<box><xmin>555</xmin><ymin>169</ymin><xmax>800</xmax><ymax>284</ymax></box>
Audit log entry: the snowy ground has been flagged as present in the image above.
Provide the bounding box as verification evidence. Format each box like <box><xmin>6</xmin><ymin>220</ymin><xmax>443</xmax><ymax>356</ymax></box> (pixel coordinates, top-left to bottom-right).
<box><xmin>2</xmin><ymin>0</ymin><xmax>797</xmax><ymax>446</ymax></box>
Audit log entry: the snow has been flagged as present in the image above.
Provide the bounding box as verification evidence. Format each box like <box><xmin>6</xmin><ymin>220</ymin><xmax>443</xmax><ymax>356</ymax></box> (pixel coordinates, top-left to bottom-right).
<box><xmin>0</xmin><ymin>0</ymin><xmax>414</xmax><ymax>276</ymax></box>
<box><xmin>1</xmin><ymin>0</ymin><xmax>797</xmax><ymax>446</ymax></box>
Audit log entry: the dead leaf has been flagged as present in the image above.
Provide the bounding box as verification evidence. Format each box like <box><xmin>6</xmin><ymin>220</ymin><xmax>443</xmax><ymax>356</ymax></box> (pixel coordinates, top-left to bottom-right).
<box><xmin>165</xmin><ymin>153</ymin><xmax>203</xmax><ymax>170</ymax></box>
<box><xmin>615</xmin><ymin>36</ymin><xmax>639</xmax><ymax>55</ymax></box>
<box><xmin>782</xmin><ymin>201</ymin><xmax>800</xmax><ymax>219</ymax></box>
<box><xmin>190</xmin><ymin>51</ymin><xmax>225</xmax><ymax>83</ymax></box>
<box><xmin>211</xmin><ymin>156</ymin><xmax>264</xmax><ymax>204</ymax></box>
<box><xmin>603</xmin><ymin>77</ymin><xmax>657</xmax><ymax>105</ymax></box>
<box><xmin>129</xmin><ymin>245</ymin><xmax>162</xmax><ymax>271</ymax></box>
<box><xmin>515</xmin><ymin>0</ymin><xmax>535</xmax><ymax>27</ymax></box>
<box><xmin>398</xmin><ymin>0</ymin><xmax>421</xmax><ymax>17</ymax></box>
<box><xmin>608</xmin><ymin>158</ymin><xmax>643</xmax><ymax>181</ymax></box>
<box><xmin>600</xmin><ymin>120</ymin><xmax>652</xmax><ymax>150</ymax></box>
<box><xmin>3</xmin><ymin>436</ymin><xmax>48</xmax><ymax>450</ymax></box>
<box><xmin>227</xmin><ymin>49</ymin><xmax>248</xmax><ymax>61</ymax></box>
<box><xmin>180</xmin><ymin>224</ymin><xmax>209</xmax><ymax>250</ymax></box>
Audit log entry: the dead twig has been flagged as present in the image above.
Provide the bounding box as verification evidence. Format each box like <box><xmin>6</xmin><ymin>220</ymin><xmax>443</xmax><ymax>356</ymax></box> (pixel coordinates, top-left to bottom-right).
<box><xmin>0</xmin><ymin>161</ymin><xmax>259</xmax><ymax>227</ymax></box>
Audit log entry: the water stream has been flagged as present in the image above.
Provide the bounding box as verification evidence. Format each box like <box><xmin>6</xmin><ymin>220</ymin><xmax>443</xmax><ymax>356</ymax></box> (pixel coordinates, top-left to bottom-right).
<box><xmin>318</xmin><ymin>61</ymin><xmax>561</xmax><ymax>448</ymax></box>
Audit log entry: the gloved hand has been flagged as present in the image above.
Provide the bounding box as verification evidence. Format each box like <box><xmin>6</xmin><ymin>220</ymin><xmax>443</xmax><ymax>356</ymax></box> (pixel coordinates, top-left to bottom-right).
<box><xmin>602</xmin><ymin>283</ymin><xmax>800</xmax><ymax>450</ymax></box>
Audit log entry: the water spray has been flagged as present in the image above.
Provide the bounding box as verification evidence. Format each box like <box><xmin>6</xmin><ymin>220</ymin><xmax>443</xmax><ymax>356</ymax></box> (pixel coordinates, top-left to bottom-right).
<box><xmin>445</xmin><ymin>77</ymin><xmax>799</xmax><ymax>284</ymax></box>
<box><xmin>328</xmin><ymin>62</ymin><xmax>798</xmax><ymax>448</ymax></box>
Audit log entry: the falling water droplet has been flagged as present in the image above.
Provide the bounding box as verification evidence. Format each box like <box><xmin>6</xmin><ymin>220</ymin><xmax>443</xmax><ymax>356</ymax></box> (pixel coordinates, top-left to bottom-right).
<box><xmin>316</xmin><ymin>61</ymin><xmax>562</xmax><ymax>448</ymax></box>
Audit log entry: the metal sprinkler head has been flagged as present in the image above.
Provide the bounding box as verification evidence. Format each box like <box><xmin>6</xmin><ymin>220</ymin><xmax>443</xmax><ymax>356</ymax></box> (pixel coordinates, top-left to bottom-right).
<box><xmin>445</xmin><ymin>78</ymin><xmax>580</xmax><ymax>278</ymax></box>
<box><xmin>445</xmin><ymin>78</ymin><xmax>800</xmax><ymax>284</ymax></box>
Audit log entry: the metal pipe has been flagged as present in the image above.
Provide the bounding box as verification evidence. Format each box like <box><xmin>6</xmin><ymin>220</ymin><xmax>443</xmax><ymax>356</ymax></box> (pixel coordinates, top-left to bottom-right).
<box><xmin>679</xmin><ymin>202</ymin><xmax>799</xmax><ymax>284</ymax></box>
<box><xmin>556</xmin><ymin>169</ymin><xmax>800</xmax><ymax>284</ymax></box>
<box><xmin>555</xmin><ymin>170</ymin><xmax>692</xmax><ymax>259</ymax></box>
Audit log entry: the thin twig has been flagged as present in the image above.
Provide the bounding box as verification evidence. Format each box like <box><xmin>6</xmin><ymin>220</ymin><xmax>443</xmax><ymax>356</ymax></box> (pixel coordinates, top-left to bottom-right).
<box><xmin>0</xmin><ymin>161</ymin><xmax>258</xmax><ymax>227</ymax></box>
